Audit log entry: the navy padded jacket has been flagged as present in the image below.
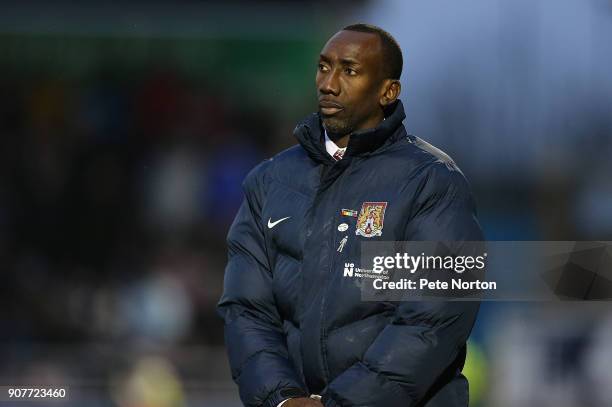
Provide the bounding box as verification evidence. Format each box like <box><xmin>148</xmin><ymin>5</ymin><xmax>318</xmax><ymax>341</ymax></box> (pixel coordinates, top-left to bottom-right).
<box><xmin>217</xmin><ymin>100</ymin><xmax>483</xmax><ymax>407</ymax></box>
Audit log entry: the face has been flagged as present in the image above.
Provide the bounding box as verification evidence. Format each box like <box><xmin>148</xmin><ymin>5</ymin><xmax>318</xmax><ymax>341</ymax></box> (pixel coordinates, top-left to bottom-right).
<box><xmin>316</xmin><ymin>30</ymin><xmax>395</xmax><ymax>137</ymax></box>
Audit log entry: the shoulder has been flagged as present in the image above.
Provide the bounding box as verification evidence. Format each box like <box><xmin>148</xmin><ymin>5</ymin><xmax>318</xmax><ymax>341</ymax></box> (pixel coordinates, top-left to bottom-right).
<box><xmin>242</xmin><ymin>157</ymin><xmax>273</xmax><ymax>193</ymax></box>
<box><xmin>409</xmin><ymin>135</ymin><xmax>457</xmax><ymax>167</ymax></box>
<box><xmin>400</xmin><ymin>134</ymin><xmax>461</xmax><ymax>173</ymax></box>
<box><xmin>270</xmin><ymin>144</ymin><xmax>313</xmax><ymax>168</ymax></box>
<box><xmin>390</xmin><ymin>135</ymin><xmax>473</xmax><ymax>199</ymax></box>
<box><xmin>242</xmin><ymin>144</ymin><xmax>315</xmax><ymax>194</ymax></box>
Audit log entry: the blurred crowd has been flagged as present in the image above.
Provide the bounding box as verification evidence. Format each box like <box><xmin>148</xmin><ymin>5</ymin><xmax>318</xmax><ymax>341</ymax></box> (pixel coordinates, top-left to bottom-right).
<box><xmin>0</xmin><ymin>62</ymin><xmax>277</xmax><ymax>344</ymax></box>
<box><xmin>0</xmin><ymin>60</ymin><xmax>277</xmax><ymax>405</ymax></box>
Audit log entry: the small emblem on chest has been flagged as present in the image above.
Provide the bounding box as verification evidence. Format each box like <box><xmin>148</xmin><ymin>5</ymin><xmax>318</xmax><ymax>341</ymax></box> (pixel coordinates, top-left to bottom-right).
<box><xmin>337</xmin><ymin>235</ymin><xmax>348</xmax><ymax>252</ymax></box>
<box><xmin>341</xmin><ymin>209</ymin><xmax>358</xmax><ymax>217</ymax></box>
<box><xmin>355</xmin><ymin>202</ymin><xmax>388</xmax><ymax>238</ymax></box>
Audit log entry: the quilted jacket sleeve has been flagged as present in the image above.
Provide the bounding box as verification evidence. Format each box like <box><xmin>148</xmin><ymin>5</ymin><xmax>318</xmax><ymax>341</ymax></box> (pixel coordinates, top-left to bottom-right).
<box><xmin>217</xmin><ymin>162</ymin><xmax>308</xmax><ymax>407</ymax></box>
<box><xmin>321</xmin><ymin>162</ymin><xmax>484</xmax><ymax>407</ymax></box>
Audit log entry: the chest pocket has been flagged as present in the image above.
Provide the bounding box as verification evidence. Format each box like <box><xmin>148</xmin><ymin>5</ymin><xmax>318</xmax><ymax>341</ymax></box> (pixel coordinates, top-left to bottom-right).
<box><xmin>263</xmin><ymin>183</ymin><xmax>313</xmax><ymax>263</ymax></box>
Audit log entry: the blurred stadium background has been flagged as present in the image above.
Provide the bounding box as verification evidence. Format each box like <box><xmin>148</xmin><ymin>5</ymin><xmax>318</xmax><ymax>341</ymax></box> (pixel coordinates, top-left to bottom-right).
<box><xmin>1</xmin><ymin>0</ymin><xmax>612</xmax><ymax>406</ymax></box>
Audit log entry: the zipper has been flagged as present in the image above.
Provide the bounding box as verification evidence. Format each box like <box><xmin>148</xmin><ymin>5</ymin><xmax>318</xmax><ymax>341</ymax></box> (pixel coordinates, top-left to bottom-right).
<box><xmin>317</xmin><ymin>159</ymin><xmax>352</xmax><ymax>384</ymax></box>
<box><xmin>319</xmin><ymin>204</ymin><xmax>340</xmax><ymax>383</ymax></box>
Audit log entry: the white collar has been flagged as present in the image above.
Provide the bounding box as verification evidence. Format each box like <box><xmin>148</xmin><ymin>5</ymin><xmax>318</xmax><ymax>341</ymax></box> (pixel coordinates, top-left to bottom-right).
<box><xmin>324</xmin><ymin>129</ymin><xmax>347</xmax><ymax>160</ymax></box>
<box><xmin>323</xmin><ymin>117</ymin><xmax>386</xmax><ymax>160</ymax></box>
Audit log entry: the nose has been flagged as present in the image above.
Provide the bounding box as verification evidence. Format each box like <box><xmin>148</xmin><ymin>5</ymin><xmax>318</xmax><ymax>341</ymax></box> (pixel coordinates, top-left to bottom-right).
<box><xmin>318</xmin><ymin>69</ymin><xmax>340</xmax><ymax>96</ymax></box>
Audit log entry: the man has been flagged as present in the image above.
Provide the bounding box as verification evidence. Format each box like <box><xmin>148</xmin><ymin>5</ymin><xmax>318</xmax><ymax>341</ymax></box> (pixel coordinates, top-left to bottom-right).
<box><xmin>217</xmin><ymin>23</ymin><xmax>483</xmax><ymax>407</ymax></box>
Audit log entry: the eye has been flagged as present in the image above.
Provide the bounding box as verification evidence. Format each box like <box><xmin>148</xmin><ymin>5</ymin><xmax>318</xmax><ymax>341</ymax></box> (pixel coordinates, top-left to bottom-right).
<box><xmin>318</xmin><ymin>63</ymin><xmax>329</xmax><ymax>72</ymax></box>
<box><xmin>345</xmin><ymin>67</ymin><xmax>357</xmax><ymax>76</ymax></box>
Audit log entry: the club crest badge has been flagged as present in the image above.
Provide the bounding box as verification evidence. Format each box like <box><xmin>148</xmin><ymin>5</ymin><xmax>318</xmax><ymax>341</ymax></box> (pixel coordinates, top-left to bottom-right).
<box><xmin>355</xmin><ymin>201</ymin><xmax>388</xmax><ymax>238</ymax></box>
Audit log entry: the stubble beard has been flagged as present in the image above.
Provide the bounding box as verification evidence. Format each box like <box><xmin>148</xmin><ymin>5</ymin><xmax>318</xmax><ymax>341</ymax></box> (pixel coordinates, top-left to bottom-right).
<box><xmin>320</xmin><ymin>113</ymin><xmax>357</xmax><ymax>139</ymax></box>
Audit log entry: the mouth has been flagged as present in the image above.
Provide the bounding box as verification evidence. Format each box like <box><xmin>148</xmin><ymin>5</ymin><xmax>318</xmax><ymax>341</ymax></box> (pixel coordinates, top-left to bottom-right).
<box><xmin>319</xmin><ymin>100</ymin><xmax>344</xmax><ymax>116</ymax></box>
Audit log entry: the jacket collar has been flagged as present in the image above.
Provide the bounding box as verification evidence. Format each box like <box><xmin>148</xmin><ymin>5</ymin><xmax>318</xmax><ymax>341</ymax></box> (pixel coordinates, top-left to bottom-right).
<box><xmin>293</xmin><ymin>99</ymin><xmax>406</xmax><ymax>164</ymax></box>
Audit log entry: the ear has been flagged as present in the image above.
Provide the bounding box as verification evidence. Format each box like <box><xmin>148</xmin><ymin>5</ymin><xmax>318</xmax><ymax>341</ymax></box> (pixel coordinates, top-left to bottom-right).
<box><xmin>379</xmin><ymin>80</ymin><xmax>401</xmax><ymax>107</ymax></box>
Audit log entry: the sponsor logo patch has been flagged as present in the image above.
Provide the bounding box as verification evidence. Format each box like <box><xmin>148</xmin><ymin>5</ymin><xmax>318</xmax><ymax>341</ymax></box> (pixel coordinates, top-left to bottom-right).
<box><xmin>343</xmin><ymin>262</ymin><xmax>388</xmax><ymax>279</ymax></box>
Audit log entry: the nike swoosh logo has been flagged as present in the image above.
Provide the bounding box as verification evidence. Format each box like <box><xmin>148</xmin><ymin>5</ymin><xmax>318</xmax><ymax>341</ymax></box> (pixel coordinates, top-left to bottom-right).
<box><xmin>268</xmin><ymin>216</ymin><xmax>291</xmax><ymax>229</ymax></box>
